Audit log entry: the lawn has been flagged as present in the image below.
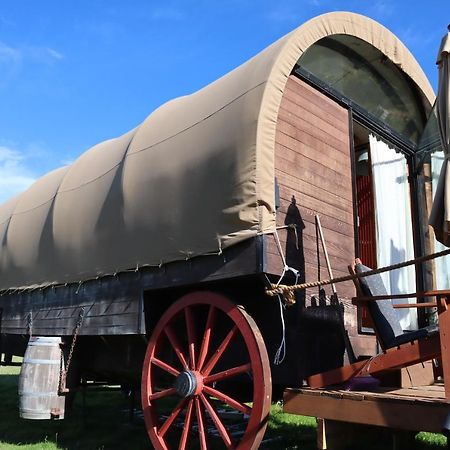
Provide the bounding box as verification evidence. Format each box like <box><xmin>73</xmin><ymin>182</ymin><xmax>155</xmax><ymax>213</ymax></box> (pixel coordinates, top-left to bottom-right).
<box><xmin>0</xmin><ymin>363</ymin><xmax>447</xmax><ymax>449</ymax></box>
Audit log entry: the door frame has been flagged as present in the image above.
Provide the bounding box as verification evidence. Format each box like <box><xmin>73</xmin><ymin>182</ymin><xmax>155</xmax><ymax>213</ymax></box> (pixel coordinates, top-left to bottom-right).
<box><xmin>292</xmin><ymin>66</ymin><xmax>427</xmax><ymax>328</ymax></box>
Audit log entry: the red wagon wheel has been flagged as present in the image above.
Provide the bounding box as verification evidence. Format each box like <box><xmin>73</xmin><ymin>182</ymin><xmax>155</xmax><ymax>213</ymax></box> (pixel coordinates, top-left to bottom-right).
<box><xmin>141</xmin><ymin>291</ymin><xmax>272</xmax><ymax>450</ymax></box>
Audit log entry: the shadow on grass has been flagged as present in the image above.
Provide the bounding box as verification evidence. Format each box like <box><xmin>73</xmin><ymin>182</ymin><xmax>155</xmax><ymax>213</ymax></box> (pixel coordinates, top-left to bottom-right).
<box><xmin>0</xmin><ymin>368</ymin><xmax>150</xmax><ymax>450</ymax></box>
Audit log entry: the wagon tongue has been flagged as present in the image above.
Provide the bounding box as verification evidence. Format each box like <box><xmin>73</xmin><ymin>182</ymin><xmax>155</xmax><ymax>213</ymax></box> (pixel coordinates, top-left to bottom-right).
<box><xmin>174</xmin><ymin>370</ymin><xmax>203</xmax><ymax>398</ymax></box>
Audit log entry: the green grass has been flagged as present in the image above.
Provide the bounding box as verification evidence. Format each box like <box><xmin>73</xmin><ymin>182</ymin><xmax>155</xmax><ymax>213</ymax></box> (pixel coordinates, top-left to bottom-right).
<box><xmin>0</xmin><ymin>363</ymin><xmax>447</xmax><ymax>449</ymax></box>
<box><xmin>0</xmin><ymin>364</ymin><xmax>149</xmax><ymax>450</ymax></box>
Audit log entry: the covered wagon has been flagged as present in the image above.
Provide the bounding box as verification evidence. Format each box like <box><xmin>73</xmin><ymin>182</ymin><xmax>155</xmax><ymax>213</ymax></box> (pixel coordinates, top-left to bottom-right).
<box><xmin>0</xmin><ymin>11</ymin><xmax>441</xmax><ymax>449</ymax></box>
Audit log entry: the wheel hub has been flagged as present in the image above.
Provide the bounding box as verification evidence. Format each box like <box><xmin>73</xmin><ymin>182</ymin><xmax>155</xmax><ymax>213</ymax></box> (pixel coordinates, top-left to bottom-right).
<box><xmin>174</xmin><ymin>371</ymin><xmax>202</xmax><ymax>398</ymax></box>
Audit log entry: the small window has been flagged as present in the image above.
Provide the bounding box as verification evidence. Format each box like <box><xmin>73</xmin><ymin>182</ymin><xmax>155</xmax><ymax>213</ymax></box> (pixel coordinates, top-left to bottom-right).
<box><xmin>298</xmin><ymin>35</ymin><xmax>428</xmax><ymax>144</ymax></box>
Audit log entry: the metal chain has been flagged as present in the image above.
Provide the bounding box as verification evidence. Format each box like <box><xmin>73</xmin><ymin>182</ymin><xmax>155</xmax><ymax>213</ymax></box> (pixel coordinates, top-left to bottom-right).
<box><xmin>60</xmin><ymin>306</ymin><xmax>85</xmax><ymax>394</ymax></box>
<box><xmin>27</xmin><ymin>312</ymin><xmax>33</xmax><ymax>338</ymax></box>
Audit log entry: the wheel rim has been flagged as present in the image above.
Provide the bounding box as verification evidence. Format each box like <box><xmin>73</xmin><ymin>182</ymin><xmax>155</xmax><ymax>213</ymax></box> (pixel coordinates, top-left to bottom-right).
<box><xmin>141</xmin><ymin>291</ymin><xmax>272</xmax><ymax>450</ymax></box>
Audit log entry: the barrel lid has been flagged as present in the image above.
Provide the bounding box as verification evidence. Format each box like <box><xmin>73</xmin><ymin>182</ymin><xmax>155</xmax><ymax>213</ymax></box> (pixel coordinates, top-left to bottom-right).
<box><xmin>29</xmin><ymin>336</ymin><xmax>62</xmax><ymax>346</ymax></box>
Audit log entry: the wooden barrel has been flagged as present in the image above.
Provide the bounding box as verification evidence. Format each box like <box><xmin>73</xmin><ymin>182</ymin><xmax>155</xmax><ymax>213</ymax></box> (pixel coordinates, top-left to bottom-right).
<box><xmin>19</xmin><ymin>336</ymin><xmax>65</xmax><ymax>419</ymax></box>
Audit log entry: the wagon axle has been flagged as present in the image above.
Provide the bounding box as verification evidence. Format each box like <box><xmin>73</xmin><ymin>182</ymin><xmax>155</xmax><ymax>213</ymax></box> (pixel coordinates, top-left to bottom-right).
<box><xmin>174</xmin><ymin>370</ymin><xmax>203</xmax><ymax>398</ymax></box>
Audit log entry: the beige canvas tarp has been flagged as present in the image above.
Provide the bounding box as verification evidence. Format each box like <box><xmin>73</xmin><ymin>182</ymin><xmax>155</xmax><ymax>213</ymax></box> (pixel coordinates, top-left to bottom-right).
<box><xmin>429</xmin><ymin>26</ymin><xmax>450</xmax><ymax>245</ymax></box>
<box><xmin>0</xmin><ymin>12</ymin><xmax>434</xmax><ymax>289</ymax></box>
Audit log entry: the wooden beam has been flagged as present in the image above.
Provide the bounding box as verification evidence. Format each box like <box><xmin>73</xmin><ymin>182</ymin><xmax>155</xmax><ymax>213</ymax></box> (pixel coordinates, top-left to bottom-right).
<box><xmin>284</xmin><ymin>388</ymin><xmax>449</xmax><ymax>433</ymax></box>
<box><xmin>360</xmin><ymin>335</ymin><xmax>441</xmax><ymax>375</ymax></box>
<box><xmin>437</xmin><ymin>294</ymin><xmax>450</xmax><ymax>399</ymax></box>
<box><xmin>308</xmin><ymin>359</ymin><xmax>369</xmax><ymax>388</ymax></box>
<box><xmin>0</xmin><ymin>236</ymin><xmax>264</xmax><ymax>336</ymax></box>
<box><xmin>352</xmin><ymin>292</ymin><xmax>450</xmax><ymax>303</ymax></box>
<box><xmin>393</xmin><ymin>303</ymin><xmax>437</xmax><ymax>309</ymax></box>
<box><xmin>307</xmin><ymin>334</ymin><xmax>441</xmax><ymax>389</ymax></box>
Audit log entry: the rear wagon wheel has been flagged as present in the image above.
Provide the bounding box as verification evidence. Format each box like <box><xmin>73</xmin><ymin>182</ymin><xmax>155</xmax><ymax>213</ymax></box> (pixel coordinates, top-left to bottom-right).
<box><xmin>141</xmin><ymin>291</ymin><xmax>272</xmax><ymax>449</ymax></box>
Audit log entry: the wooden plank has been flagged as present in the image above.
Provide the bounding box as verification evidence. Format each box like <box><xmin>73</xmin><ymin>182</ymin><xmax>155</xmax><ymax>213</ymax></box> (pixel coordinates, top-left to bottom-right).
<box><xmin>275</xmin><ymin>119</ymin><xmax>350</xmax><ymax>161</ymax></box>
<box><xmin>277</xmin><ymin>199</ymin><xmax>354</xmax><ymax>243</ymax></box>
<box><xmin>275</xmin><ymin>169</ymin><xmax>353</xmax><ymax>212</ymax></box>
<box><xmin>267</xmin><ymin>223</ymin><xmax>354</xmax><ymax>262</ymax></box>
<box><xmin>279</xmin><ymin>97</ymin><xmax>350</xmax><ymax>144</ymax></box>
<box><xmin>275</xmin><ymin>137</ymin><xmax>350</xmax><ymax>183</ymax></box>
<box><xmin>265</xmin><ymin>239</ymin><xmax>353</xmax><ymax>278</ymax></box>
<box><xmin>275</xmin><ymin>144</ymin><xmax>352</xmax><ymax>194</ymax></box>
<box><xmin>314</xmin><ymin>386</ymin><xmax>447</xmax><ymax>403</ymax></box>
<box><xmin>275</xmin><ymin>138</ymin><xmax>351</xmax><ymax>184</ymax></box>
<box><xmin>276</xmin><ymin>119</ymin><xmax>350</xmax><ymax>164</ymax></box>
<box><xmin>286</xmin><ymin>76</ymin><xmax>348</xmax><ymax>122</ymax></box>
<box><xmin>283</xmin><ymin>83</ymin><xmax>349</xmax><ymax>134</ymax></box>
<box><xmin>265</xmin><ymin>240</ymin><xmax>353</xmax><ymax>280</ymax></box>
<box><xmin>307</xmin><ymin>334</ymin><xmax>442</xmax><ymax>389</ymax></box>
<box><xmin>369</xmin><ymin>388</ymin><xmax>445</xmax><ymax>401</ymax></box>
<box><xmin>272</xmin><ymin>75</ymin><xmax>360</xmax><ymax>348</ymax></box>
<box><xmin>277</xmin><ymin>107</ymin><xmax>350</xmax><ymax>153</ymax></box>
<box><xmin>0</xmin><ymin>236</ymin><xmax>264</xmax><ymax>336</ymax></box>
<box><xmin>283</xmin><ymin>388</ymin><xmax>449</xmax><ymax>432</ymax></box>
<box><xmin>274</xmin><ymin>211</ymin><xmax>354</xmax><ymax>246</ymax></box>
<box><xmin>437</xmin><ymin>295</ymin><xmax>450</xmax><ymax>399</ymax></box>
<box><xmin>277</xmin><ymin>184</ymin><xmax>354</xmax><ymax>225</ymax></box>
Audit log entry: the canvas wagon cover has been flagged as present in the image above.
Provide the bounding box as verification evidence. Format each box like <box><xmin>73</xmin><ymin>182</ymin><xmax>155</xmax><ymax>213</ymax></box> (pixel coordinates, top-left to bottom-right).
<box><xmin>0</xmin><ymin>12</ymin><xmax>433</xmax><ymax>289</ymax></box>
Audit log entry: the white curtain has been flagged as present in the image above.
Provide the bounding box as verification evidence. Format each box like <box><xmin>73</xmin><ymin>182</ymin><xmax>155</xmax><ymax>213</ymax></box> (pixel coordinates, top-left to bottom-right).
<box><xmin>432</xmin><ymin>151</ymin><xmax>450</xmax><ymax>289</ymax></box>
<box><xmin>370</xmin><ymin>134</ymin><xmax>417</xmax><ymax>330</ymax></box>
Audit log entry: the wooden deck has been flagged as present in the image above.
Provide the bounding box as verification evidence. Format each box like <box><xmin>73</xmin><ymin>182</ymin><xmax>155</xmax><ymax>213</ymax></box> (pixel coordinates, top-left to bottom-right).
<box><xmin>284</xmin><ymin>384</ymin><xmax>449</xmax><ymax>433</ymax></box>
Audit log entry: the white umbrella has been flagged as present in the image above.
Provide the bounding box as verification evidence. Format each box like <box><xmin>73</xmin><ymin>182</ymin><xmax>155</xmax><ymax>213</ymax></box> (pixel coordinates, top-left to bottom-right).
<box><xmin>429</xmin><ymin>25</ymin><xmax>450</xmax><ymax>246</ymax></box>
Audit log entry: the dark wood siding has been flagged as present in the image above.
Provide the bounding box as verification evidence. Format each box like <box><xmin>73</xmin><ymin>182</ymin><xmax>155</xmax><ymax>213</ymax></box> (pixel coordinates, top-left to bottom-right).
<box><xmin>266</xmin><ymin>75</ymin><xmax>376</xmax><ymax>356</ymax></box>
<box><xmin>0</xmin><ymin>237</ymin><xmax>264</xmax><ymax>337</ymax></box>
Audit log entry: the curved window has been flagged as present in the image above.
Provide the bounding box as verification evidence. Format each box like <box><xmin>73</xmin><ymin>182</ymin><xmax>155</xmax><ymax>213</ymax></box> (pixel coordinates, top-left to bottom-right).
<box><xmin>298</xmin><ymin>35</ymin><xmax>428</xmax><ymax>144</ymax></box>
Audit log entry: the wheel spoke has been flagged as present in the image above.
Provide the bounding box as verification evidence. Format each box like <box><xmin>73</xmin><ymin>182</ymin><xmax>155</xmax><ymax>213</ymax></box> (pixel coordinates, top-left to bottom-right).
<box><xmin>159</xmin><ymin>398</ymin><xmax>188</xmax><ymax>438</ymax></box>
<box><xmin>152</xmin><ymin>357</ymin><xmax>180</xmax><ymax>377</ymax></box>
<box><xmin>142</xmin><ymin>293</ymin><xmax>272</xmax><ymax>450</ymax></box>
<box><xmin>185</xmin><ymin>306</ymin><xmax>196</xmax><ymax>370</ymax></box>
<box><xmin>149</xmin><ymin>387</ymin><xmax>177</xmax><ymax>401</ymax></box>
<box><xmin>195</xmin><ymin>396</ymin><xmax>208</xmax><ymax>450</ymax></box>
<box><xmin>204</xmin><ymin>362</ymin><xmax>251</xmax><ymax>384</ymax></box>
<box><xmin>203</xmin><ymin>385</ymin><xmax>252</xmax><ymax>415</ymax></box>
<box><xmin>164</xmin><ymin>323</ymin><xmax>189</xmax><ymax>369</ymax></box>
<box><xmin>200</xmin><ymin>393</ymin><xmax>234</xmax><ymax>449</ymax></box>
<box><xmin>197</xmin><ymin>305</ymin><xmax>216</xmax><ymax>371</ymax></box>
<box><xmin>179</xmin><ymin>398</ymin><xmax>194</xmax><ymax>450</ymax></box>
<box><xmin>202</xmin><ymin>326</ymin><xmax>238</xmax><ymax>376</ymax></box>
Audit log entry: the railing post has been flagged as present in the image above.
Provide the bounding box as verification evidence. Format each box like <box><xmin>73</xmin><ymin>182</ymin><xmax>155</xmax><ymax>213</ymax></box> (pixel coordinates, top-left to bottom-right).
<box><xmin>437</xmin><ymin>295</ymin><xmax>450</xmax><ymax>400</ymax></box>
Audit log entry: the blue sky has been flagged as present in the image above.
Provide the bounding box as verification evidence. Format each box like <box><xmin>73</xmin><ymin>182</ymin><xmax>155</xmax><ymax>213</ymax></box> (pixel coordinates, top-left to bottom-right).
<box><xmin>0</xmin><ymin>0</ymin><xmax>448</xmax><ymax>203</ymax></box>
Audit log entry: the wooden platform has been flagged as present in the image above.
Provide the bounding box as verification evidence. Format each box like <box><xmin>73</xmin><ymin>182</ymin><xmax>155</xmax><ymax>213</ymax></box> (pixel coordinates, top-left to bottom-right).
<box><xmin>284</xmin><ymin>384</ymin><xmax>449</xmax><ymax>433</ymax></box>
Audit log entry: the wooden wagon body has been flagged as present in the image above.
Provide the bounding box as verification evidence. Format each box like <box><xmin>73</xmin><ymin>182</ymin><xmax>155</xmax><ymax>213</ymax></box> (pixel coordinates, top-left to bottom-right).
<box><xmin>0</xmin><ymin>11</ymin><xmax>442</xmax><ymax>449</ymax></box>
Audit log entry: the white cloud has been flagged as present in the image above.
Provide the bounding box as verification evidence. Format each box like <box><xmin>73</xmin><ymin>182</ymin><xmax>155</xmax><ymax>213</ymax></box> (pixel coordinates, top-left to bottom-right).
<box><xmin>0</xmin><ymin>42</ymin><xmax>64</xmax><ymax>64</ymax></box>
<box><xmin>45</xmin><ymin>47</ymin><xmax>64</xmax><ymax>61</ymax></box>
<box><xmin>0</xmin><ymin>41</ymin><xmax>21</xmax><ymax>62</ymax></box>
<box><xmin>0</xmin><ymin>41</ymin><xmax>63</xmax><ymax>87</ymax></box>
<box><xmin>26</xmin><ymin>45</ymin><xmax>65</xmax><ymax>64</ymax></box>
<box><xmin>0</xmin><ymin>41</ymin><xmax>63</xmax><ymax>67</ymax></box>
<box><xmin>0</xmin><ymin>42</ymin><xmax>22</xmax><ymax>86</ymax></box>
<box><xmin>0</xmin><ymin>146</ymin><xmax>37</xmax><ymax>204</ymax></box>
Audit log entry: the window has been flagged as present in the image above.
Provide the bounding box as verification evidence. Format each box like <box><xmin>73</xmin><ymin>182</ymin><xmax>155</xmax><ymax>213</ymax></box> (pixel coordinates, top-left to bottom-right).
<box><xmin>298</xmin><ymin>35</ymin><xmax>428</xmax><ymax>144</ymax></box>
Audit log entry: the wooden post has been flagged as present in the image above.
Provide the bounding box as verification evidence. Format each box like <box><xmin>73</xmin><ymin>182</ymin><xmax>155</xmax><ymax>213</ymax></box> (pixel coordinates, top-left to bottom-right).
<box><xmin>317</xmin><ymin>419</ymin><xmax>395</xmax><ymax>450</ymax></box>
<box><xmin>437</xmin><ymin>294</ymin><xmax>450</xmax><ymax>400</ymax></box>
<box><xmin>317</xmin><ymin>418</ymin><xmax>327</xmax><ymax>450</ymax></box>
